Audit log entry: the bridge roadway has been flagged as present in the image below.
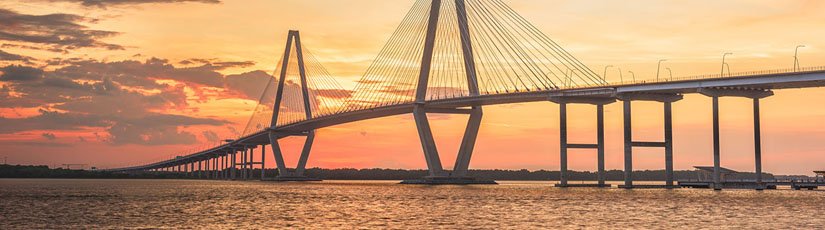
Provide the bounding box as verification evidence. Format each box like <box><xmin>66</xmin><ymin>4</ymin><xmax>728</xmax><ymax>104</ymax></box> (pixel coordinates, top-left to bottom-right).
<box><xmin>109</xmin><ymin>69</ymin><xmax>825</xmax><ymax>182</ymax></box>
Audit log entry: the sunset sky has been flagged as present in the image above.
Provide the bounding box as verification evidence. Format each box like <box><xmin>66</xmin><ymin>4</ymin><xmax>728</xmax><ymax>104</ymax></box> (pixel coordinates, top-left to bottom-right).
<box><xmin>1</xmin><ymin>0</ymin><xmax>825</xmax><ymax>176</ymax></box>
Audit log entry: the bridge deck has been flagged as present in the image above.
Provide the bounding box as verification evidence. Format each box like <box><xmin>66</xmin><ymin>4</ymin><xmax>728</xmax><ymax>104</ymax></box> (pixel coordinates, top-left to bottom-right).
<box><xmin>108</xmin><ymin>69</ymin><xmax>825</xmax><ymax>172</ymax></box>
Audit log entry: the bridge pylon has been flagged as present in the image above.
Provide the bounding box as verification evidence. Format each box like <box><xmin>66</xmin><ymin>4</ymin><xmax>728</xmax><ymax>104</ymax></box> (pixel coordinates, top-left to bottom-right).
<box><xmin>402</xmin><ymin>0</ymin><xmax>494</xmax><ymax>185</ymax></box>
<box><xmin>265</xmin><ymin>30</ymin><xmax>321</xmax><ymax>181</ymax></box>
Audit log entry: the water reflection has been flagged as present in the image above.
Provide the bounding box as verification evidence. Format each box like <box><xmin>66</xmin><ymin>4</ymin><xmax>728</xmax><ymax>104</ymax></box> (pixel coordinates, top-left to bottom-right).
<box><xmin>1</xmin><ymin>179</ymin><xmax>823</xmax><ymax>229</ymax></box>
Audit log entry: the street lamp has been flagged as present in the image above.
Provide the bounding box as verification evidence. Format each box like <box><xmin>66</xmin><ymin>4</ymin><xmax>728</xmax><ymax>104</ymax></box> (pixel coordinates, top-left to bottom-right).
<box><xmin>618</xmin><ymin>67</ymin><xmax>624</xmax><ymax>82</ymax></box>
<box><xmin>656</xmin><ymin>59</ymin><xmax>667</xmax><ymax>80</ymax></box>
<box><xmin>795</xmin><ymin>45</ymin><xmax>806</xmax><ymax>72</ymax></box>
<box><xmin>628</xmin><ymin>71</ymin><xmax>636</xmax><ymax>82</ymax></box>
<box><xmin>721</xmin><ymin>53</ymin><xmax>733</xmax><ymax>77</ymax></box>
<box><xmin>603</xmin><ymin>65</ymin><xmax>613</xmax><ymax>82</ymax></box>
<box><xmin>724</xmin><ymin>63</ymin><xmax>731</xmax><ymax>76</ymax></box>
<box><xmin>666</xmin><ymin>67</ymin><xmax>673</xmax><ymax>80</ymax></box>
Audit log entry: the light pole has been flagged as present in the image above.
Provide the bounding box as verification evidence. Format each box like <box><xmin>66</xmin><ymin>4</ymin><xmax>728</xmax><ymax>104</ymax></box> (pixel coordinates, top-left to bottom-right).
<box><xmin>721</xmin><ymin>53</ymin><xmax>732</xmax><ymax>77</ymax></box>
<box><xmin>794</xmin><ymin>45</ymin><xmax>806</xmax><ymax>72</ymax></box>
<box><xmin>656</xmin><ymin>59</ymin><xmax>667</xmax><ymax>81</ymax></box>
<box><xmin>603</xmin><ymin>65</ymin><xmax>613</xmax><ymax>82</ymax></box>
<box><xmin>628</xmin><ymin>71</ymin><xmax>636</xmax><ymax>82</ymax></box>
<box><xmin>618</xmin><ymin>67</ymin><xmax>623</xmax><ymax>82</ymax></box>
<box><xmin>666</xmin><ymin>67</ymin><xmax>673</xmax><ymax>80</ymax></box>
<box><xmin>724</xmin><ymin>63</ymin><xmax>731</xmax><ymax>76</ymax></box>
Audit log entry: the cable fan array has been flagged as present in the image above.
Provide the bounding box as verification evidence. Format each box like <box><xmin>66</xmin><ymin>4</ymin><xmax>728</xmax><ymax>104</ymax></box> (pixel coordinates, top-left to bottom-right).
<box><xmin>243</xmin><ymin>0</ymin><xmax>604</xmax><ymax>132</ymax></box>
<box><xmin>342</xmin><ymin>0</ymin><xmax>606</xmax><ymax>112</ymax></box>
<box><xmin>113</xmin><ymin>0</ymin><xmax>611</xmax><ymax>170</ymax></box>
<box><xmin>240</xmin><ymin>42</ymin><xmax>350</xmax><ymax>137</ymax></box>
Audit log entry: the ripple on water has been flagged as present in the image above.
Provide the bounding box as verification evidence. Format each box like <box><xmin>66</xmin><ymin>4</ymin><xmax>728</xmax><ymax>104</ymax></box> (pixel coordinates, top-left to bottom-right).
<box><xmin>1</xmin><ymin>179</ymin><xmax>824</xmax><ymax>229</ymax></box>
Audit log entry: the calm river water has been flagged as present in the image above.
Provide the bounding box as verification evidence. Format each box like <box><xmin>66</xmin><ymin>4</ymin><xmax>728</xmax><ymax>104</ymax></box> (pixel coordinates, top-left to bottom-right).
<box><xmin>1</xmin><ymin>179</ymin><xmax>824</xmax><ymax>229</ymax></box>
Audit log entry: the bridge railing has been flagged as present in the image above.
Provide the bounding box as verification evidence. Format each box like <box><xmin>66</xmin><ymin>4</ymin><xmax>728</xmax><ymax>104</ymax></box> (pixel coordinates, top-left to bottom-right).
<box><xmin>607</xmin><ymin>65</ymin><xmax>825</xmax><ymax>86</ymax></box>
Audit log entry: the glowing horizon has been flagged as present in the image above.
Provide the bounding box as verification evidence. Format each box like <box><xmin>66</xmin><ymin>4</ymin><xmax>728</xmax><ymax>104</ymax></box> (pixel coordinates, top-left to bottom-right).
<box><xmin>1</xmin><ymin>0</ymin><xmax>825</xmax><ymax>176</ymax></box>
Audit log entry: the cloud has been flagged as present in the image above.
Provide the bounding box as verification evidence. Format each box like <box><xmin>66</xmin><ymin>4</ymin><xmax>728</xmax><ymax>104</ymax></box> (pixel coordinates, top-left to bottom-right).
<box><xmin>105</xmin><ymin>114</ymin><xmax>225</xmax><ymax>145</ymax></box>
<box><xmin>41</xmin><ymin>132</ymin><xmax>56</xmax><ymax>140</ymax></box>
<box><xmin>202</xmin><ymin>130</ymin><xmax>219</xmax><ymax>142</ymax></box>
<box><xmin>0</xmin><ymin>65</ymin><xmax>43</xmax><ymax>81</ymax></box>
<box><xmin>0</xmin><ymin>8</ymin><xmax>122</xmax><ymax>52</ymax></box>
<box><xmin>1</xmin><ymin>44</ymin><xmax>64</xmax><ymax>53</ymax></box>
<box><xmin>53</xmin><ymin>58</ymin><xmax>226</xmax><ymax>89</ymax></box>
<box><xmin>1</xmin><ymin>141</ymin><xmax>73</xmax><ymax>147</ymax></box>
<box><xmin>224</xmin><ymin>70</ymin><xmax>273</xmax><ymax>99</ymax></box>
<box><xmin>48</xmin><ymin>0</ymin><xmax>221</xmax><ymax>8</ymax></box>
<box><xmin>0</xmin><ymin>49</ymin><xmax>33</xmax><ymax>63</ymax></box>
<box><xmin>0</xmin><ymin>109</ymin><xmax>229</xmax><ymax>145</ymax></box>
<box><xmin>0</xmin><ymin>109</ymin><xmax>110</xmax><ymax>134</ymax></box>
<box><xmin>0</xmin><ymin>53</ymin><xmax>350</xmax><ymax>146</ymax></box>
<box><xmin>0</xmin><ymin>62</ymin><xmax>232</xmax><ymax>146</ymax></box>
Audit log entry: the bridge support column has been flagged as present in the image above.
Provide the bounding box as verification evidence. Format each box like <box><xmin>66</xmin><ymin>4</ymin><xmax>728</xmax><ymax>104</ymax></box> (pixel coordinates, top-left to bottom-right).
<box><xmin>550</xmin><ymin>96</ymin><xmax>615</xmax><ymax>188</ymax></box>
<box><xmin>617</xmin><ymin>93</ymin><xmax>683</xmax><ymax>189</ymax></box>
<box><xmin>260</xmin><ymin>145</ymin><xmax>266</xmax><ymax>181</ymax></box>
<box><xmin>411</xmin><ymin>105</ymin><xmax>445</xmax><ymax>178</ymax></box>
<box><xmin>698</xmin><ymin>88</ymin><xmax>773</xmax><ymax>190</ymax></box>
<box><xmin>559</xmin><ymin>103</ymin><xmax>568</xmax><ymax>186</ymax></box>
<box><xmin>242</xmin><ymin>148</ymin><xmax>248</xmax><ymax>180</ymax></box>
<box><xmin>212</xmin><ymin>155</ymin><xmax>218</xmax><ymax>179</ymax></box>
<box><xmin>265</xmin><ymin>130</ymin><xmax>321</xmax><ymax>181</ymax></box>
<box><xmin>249</xmin><ymin>147</ymin><xmax>255</xmax><ymax>180</ymax></box>
<box><xmin>241</xmin><ymin>146</ymin><xmax>250</xmax><ymax>180</ymax></box>
<box><xmin>198</xmin><ymin>160</ymin><xmax>202</xmax><ymax>179</ymax></box>
<box><xmin>753</xmin><ymin>98</ymin><xmax>763</xmax><ymax>189</ymax></box>
<box><xmin>243</xmin><ymin>147</ymin><xmax>249</xmax><ymax>180</ymax></box>
<box><xmin>712</xmin><ymin>96</ymin><xmax>721</xmax><ymax>190</ymax></box>
<box><xmin>220</xmin><ymin>155</ymin><xmax>225</xmax><ymax>180</ymax></box>
<box><xmin>401</xmin><ymin>106</ymin><xmax>494</xmax><ymax>185</ymax></box>
<box><xmin>230</xmin><ymin>151</ymin><xmax>236</xmax><ymax>180</ymax></box>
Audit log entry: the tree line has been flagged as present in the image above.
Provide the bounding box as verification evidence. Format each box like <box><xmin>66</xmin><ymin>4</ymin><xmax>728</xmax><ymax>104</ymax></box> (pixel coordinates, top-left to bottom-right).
<box><xmin>2</xmin><ymin>165</ymin><xmax>774</xmax><ymax>181</ymax></box>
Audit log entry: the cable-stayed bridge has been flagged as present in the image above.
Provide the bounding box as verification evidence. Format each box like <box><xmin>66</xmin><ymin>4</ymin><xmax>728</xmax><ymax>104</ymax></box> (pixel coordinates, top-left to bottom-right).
<box><xmin>108</xmin><ymin>0</ymin><xmax>825</xmax><ymax>189</ymax></box>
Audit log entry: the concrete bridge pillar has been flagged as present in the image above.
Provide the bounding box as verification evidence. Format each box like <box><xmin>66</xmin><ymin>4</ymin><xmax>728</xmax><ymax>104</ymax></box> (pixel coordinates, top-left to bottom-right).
<box><xmin>402</xmin><ymin>106</ymin><xmax>493</xmax><ymax>185</ymax></box>
<box><xmin>698</xmin><ymin>88</ymin><xmax>773</xmax><ymax>190</ymax></box>
<box><xmin>198</xmin><ymin>160</ymin><xmax>202</xmax><ymax>179</ymax></box>
<box><xmin>260</xmin><ymin>144</ymin><xmax>266</xmax><ymax>181</ymax></box>
<box><xmin>550</xmin><ymin>96</ymin><xmax>615</xmax><ymax>188</ymax></box>
<box><xmin>617</xmin><ymin>93</ymin><xmax>683</xmax><ymax>189</ymax></box>
<box><xmin>212</xmin><ymin>155</ymin><xmax>218</xmax><ymax>179</ymax></box>
<box><xmin>266</xmin><ymin>130</ymin><xmax>320</xmax><ymax>181</ymax></box>
<box><xmin>223</xmin><ymin>153</ymin><xmax>228</xmax><ymax>180</ymax></box>
<box><xmin>230</xmin><ymin>150</ymin><xmax>236</xmax><ymax>180</ymax></box>
<box><xmin>242</xmin><ymin>148</ymin><xmax>247</xmax><ymax>180</ymax></box>
<box><xmin>248</xmin><ymin>147</ymin><xmax>255</xmax><ymax>180</ymax></box>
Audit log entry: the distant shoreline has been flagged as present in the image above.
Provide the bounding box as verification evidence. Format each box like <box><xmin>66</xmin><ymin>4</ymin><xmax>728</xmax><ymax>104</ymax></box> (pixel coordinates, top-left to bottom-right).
<box><xmin>1</xmin><ymin>164</ymin><xmax>775</xmax><ymax>181</ymax></box>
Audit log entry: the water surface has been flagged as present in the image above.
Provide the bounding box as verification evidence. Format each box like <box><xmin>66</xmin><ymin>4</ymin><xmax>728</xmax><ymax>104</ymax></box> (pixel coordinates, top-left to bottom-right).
<box><xmin>1</xmin><ymin>179</ymin><xmax>823</xmax><ymax>229</ymax></box>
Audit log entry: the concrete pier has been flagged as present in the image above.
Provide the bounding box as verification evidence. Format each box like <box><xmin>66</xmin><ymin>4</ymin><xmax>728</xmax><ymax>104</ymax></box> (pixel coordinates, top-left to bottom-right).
<box><xmin>698</xmin><ymin>88</ymin><xmax>773</xmax><ymax>190</ymax></box>
<box><xmin>617</xmin><ymin>93</ymin><xmax>682</xmax><ymax>189</ymax></box>
<box><xmin>550</xmin><ymin>96</ymin><xmax>615</xmax><ymax>188</ymax></box>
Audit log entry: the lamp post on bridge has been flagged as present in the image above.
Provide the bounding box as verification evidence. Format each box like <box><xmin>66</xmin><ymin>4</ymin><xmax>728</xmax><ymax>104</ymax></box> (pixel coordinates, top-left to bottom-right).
<box><xmin>628</xmin><ymin>71</ymin><xmax>635</xmax><ymax>82</ymax></box>
<box><xmin>721</xmin><ymin>53</ymin><xmax>732</xmax><ymax>77</ymax></box>
<box><xmin>618</xmin><ymin>67</ymin><xmax>623</xmax><ymax>82</ymax></box>
<box><xmin>656</xmin><ymin>59</ymin><xmax>667</xmax><ymax>81</ymax></box>
<box><xmin>724</xmin><ymin>63</ymin><xmax>731</xmax><ymax>76</ymax></box>
<box><xmin>666</xmin><ymin>67</ymin><xmax>673</xmax><ymax>80</ymax></box>
<box><xmin>603</xmin><ymin>65</ymin><xmax>613</xmax><ymax>82</ymax></box>
<box><xmin>794</xmin><ymin>45</ymin><xmax>806</xmax><ymax>72</ymax></box>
